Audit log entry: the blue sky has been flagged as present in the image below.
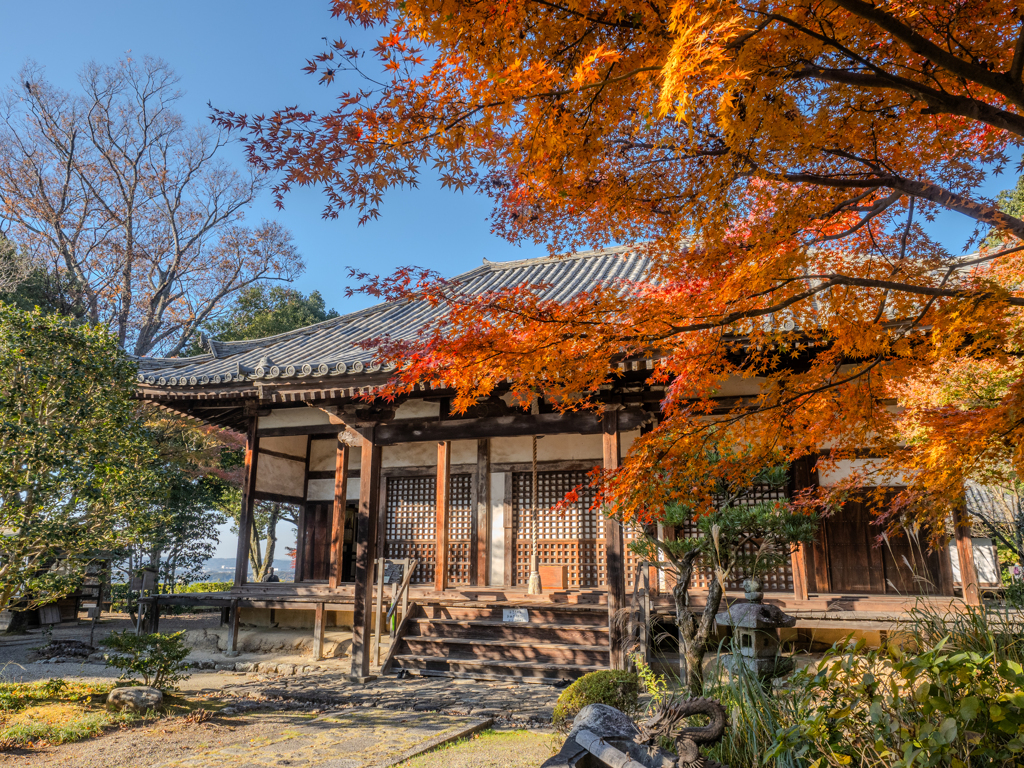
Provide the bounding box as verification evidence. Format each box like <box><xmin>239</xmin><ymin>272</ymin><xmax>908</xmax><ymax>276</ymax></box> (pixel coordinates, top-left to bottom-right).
<box><xmin>0</xmin><ymin>1</ymin><xmax>551</xmax><ymax>320</ymax></box>
<box><xmin>0</xmin><ymin>0</ymin><xmax>1012</xmax><ymax>315</ymax></box>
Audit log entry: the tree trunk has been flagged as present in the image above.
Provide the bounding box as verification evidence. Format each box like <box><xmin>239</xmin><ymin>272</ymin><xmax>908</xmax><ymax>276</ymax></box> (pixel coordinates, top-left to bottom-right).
<box><xmin>673</xmin><ymin>553</ymin><xmax>726</xmax><ymax>696</ymax></box>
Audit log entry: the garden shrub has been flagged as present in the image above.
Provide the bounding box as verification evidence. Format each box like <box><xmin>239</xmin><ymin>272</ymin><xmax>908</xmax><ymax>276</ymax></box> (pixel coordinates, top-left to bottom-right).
<box><xmin>552</xmin><ymin>670</ymin><xmax>639</xmax><ymax>732</ymax></box>
<box><xmin>768</xmin><ymin>638</ymin><xmax>1024</xmax><ymax>767</ymax></box>
<box><xmin>100</xmin><ymin>630</ymin><xmax>191</xmax><ymax>690</ymax></box>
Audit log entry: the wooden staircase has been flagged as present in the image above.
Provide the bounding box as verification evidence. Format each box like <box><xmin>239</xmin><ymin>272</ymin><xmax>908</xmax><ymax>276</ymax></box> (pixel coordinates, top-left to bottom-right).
<box><xmin>387</xmin><ymin>603</ymin><xmax>611</xmax><ymax>683</ymax></box>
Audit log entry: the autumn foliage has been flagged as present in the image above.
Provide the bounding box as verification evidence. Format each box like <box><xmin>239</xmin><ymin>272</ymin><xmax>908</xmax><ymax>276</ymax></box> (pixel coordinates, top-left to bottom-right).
<box><xmin>216</xmin><ymin>2</ymin><xmax>1024</xmax><ymax>537</ymax></box>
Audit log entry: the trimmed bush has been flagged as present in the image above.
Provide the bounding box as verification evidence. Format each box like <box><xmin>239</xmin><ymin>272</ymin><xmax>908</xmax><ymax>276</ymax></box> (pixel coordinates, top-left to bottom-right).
<box><xmin>552</xmin><ymin>670</ymin><xmax>640</xmax><ymax>733</ymax></box>
<box><xmin>100</xmin><ymin>630</ymin><xmax>191</xmax><ymax>691</ymax></box>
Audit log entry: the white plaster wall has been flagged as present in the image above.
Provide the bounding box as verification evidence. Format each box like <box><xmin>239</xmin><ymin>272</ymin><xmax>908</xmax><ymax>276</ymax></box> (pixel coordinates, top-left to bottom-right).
<box><xmin>394</xmin><ymin>400</ymin><xmax>441</xmax><ymax>419</ymax></box>
<box><xmin>308</xmin><ymin>439</ymin><xmax>361</xmax><ymax>472</ymax></box>
<box><xmin>255</xmin><ymin>453</ymin><xmax>305</xmax><ymax>497</ymax></box>
<box><xmin>714</xmin><ymin>376</ymin><xmax>764</xmax><ymax>397</ymax></box>
<box><xmin>818</xmin><ymin>458</ymin><xmax>912</xmax><ymax>487</ymax></box>
<box><xmin>259</xmin><ymin>407</ymin><xmax>338</xmax><ymax>429</ymax></box>
<box><xmin>260</xmin><ymin>434</ymin><xmax>308</xmax><ymax>458</ymax></box>
<box><xmin>307</xmin><ymin>477</ymin><xmax>360</xmax><ymax>502</ymax></box>
<box><xmin>489</xmin><ymin>472</ymin><xmax>506</xmax><ymax>586</ymax></box>
<box><xmin>381</xmin><ymin>440</ymin><xmax>477</xmax><ymax>467</ymax></box>
<box><xmin>949</xmin><ymin>538</ymin><xmax>1001</xmax><ymax>585</ymax></box>
<box><xmin>490</xmin><ymin>430</ymin><xmax>639</xmax><ymax>463</ymax></box>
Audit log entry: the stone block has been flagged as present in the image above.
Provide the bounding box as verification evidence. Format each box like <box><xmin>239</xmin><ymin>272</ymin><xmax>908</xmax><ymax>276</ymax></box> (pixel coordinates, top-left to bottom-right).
<box><xmin>108</xmin><ymin>686</ymin><xmax>163</xmax><ymax>712</ymax></box>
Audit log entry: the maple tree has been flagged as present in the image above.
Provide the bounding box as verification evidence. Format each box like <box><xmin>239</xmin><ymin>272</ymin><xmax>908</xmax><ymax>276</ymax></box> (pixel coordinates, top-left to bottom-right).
<box><xmin>216</xmin><ymin>3</ymin><xmax>1024</xmax><ymax>540</ymax></box>
<box><xmin>0</xmin><ymin>57</ymin><xmax>304</xmax><ymax>357</ymax></box>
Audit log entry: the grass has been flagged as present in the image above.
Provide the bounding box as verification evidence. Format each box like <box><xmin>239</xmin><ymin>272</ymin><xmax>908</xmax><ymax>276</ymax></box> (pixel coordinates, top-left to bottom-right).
<box><xmin>0</xmin><ymin>677</ymin><xmax>215</xmax><ymax>750</ymax></box>
<box><xmin>399</xmin><ymin>728</ymin><xmax>558</xmax><ymax>768</ymax></box>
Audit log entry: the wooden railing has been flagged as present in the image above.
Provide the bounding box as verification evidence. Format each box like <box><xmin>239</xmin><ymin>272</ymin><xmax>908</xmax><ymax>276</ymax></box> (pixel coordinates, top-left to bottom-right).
<box><xmin>627</xmin><ymin>560</ymin><xmax>652</xmax><ymax>668</ymax></box>
<box><xmin>372</xmin><ymin>557</ymin><xmax>418</xmax><ymax>669</ymax></box>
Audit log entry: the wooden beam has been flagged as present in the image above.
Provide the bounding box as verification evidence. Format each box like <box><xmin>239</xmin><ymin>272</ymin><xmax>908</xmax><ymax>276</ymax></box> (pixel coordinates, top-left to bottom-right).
<box><xmin>602</xmin><ymin>409</ymin><xmax>626</xmax><ymax>671</ymax></box>
<box><xmin>435</xmin><ymin>441</ymin><xmax>452</xmax><ymax>592</ymax></box>
<box><xmin>312</xmin><ymin>603</ymin><xmax>326</xmax><ymax>661</ymax></box>
<box><xmin>350</xmin><ymin>432</ymin><xmax>382</xmax><ymax>680</ymax></box>
<box><xmin>954</xmin><ymin>507</ymin><xmax>982</xmax><ymax>606</ymax></box>
<box><xmin>329</xmin><ymin>438</ymin><xmax>350</xmax><ymax>588</ymax></box>
<box><xmin>352</xmin><ymin>408</ymin><xmax>653</xmax><ymax>445</ymax></box>
<box><xmin>234</xmin><ymin>415</ymin><xmax>260</xmax><ymax>587</ymax></box>
<box><xmin>474</xmin><ymin>439</ymin><xmax>490</xmax><ymax>586</ymax></box>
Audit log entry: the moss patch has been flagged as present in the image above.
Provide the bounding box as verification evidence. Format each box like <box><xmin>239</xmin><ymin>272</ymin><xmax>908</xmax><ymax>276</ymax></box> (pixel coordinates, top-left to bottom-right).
<box><xmin>552</xmin><ymin>670</ymin><xmax>639</xmax><ymax>733</ymax></box>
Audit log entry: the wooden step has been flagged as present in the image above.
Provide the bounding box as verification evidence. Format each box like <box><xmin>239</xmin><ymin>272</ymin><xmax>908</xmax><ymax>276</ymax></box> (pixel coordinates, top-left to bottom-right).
<box><xmin>418</xmin><ymin>604</ymin><xmax>608</xmax><ymax>623</ymax></box>
<box><xmin>407</xmin><ymin>619</ymin><xmax>609</xmax><ymax>645</ymax></box>
<box><xmin>391</xmin><ymin>653</ymin><xmax>604</xmax><ymax>681</ymax></box>
<box><xmin>401</xmin><ymin>637</ymin><xmax>610</xmax><ymax>665</ymax></box>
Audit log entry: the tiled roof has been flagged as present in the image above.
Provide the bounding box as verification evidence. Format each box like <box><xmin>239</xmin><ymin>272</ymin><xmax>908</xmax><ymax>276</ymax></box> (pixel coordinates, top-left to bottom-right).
<box><xmin>135</xmin><ymin>246</ymin><xmax>650</xmax><ymax>390</ymax></box>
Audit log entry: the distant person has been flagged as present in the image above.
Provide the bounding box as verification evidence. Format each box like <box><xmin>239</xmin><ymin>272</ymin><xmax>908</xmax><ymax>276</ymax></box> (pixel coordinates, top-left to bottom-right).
<box><xmin>263</xmin><ymin>568</ymin><xmax>280</xmax><ymax>583</ymax></box>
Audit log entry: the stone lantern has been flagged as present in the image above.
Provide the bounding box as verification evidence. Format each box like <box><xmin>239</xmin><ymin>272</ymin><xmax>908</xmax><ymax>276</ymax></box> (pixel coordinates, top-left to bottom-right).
<box><xmin>715</xmin><ymin>598</ymin><xmax>796</xmax><ymax>680</ymax></box>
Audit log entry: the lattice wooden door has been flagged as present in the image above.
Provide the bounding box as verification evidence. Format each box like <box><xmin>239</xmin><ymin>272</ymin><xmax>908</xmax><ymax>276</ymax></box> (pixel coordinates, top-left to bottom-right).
<box><xmin>383</xmin><ymin>474</ymin><xmax>474</xmax><ymax>586</ymax></box>
<box><xmin>512</xmin><ymin>470</ymin><xmax>605</xmax><ymax>588</ymax></box>
<box><xmin>679</xmin><ymin>483</ymin><xmax>795</xmax><ymax>592</ymax></box>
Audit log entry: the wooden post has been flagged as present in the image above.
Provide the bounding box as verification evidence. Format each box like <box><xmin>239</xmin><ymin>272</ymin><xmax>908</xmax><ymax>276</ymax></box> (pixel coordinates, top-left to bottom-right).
<box><xmin>474</xmin><ymin>439</ymin><xmax>490</xmax><ymax>586</ymax></box>
<box><xmin>234</xmin><ymin>414</ymin><xmax>260</xmax><ymax>587</ymax></box>
<box><xmin>503</xmin><ymin>475</ymin><xmax>515</xmax><ymax>586</ymax></box>
<box><xmin>954</xmin><ymin>507</ymin><xmax>982</xmax><ymax>606</ymax></box>
<box><xmin>227</xmin><ymin>598</ymin><xmax>240</xmax><ymax>655</ymax></box>
<box><xmin>435</xmin><ymin>441</ymin><xmax>452</xmax><ymax>592</ymax></box>
<box><xmin>791</xmin><ymin>545</ymin><xmax>809</xmax><ymax>602</ymax></box>
<box><xmin>789</xmin><ymin>455</ymin><xmax>817</xmax><ymax>601</ymax></box>
<box><xmin>313</xmin><ymin>603</ymin><xmax>325</xmax><ymax>661</ymax></box>
<box><xmin>374</xmin><ymin>558</ymin><xmax>385</xmax><ymax>666</ymax></box>
<box><xmin>351</xmin><ymin>432</ymin><xmax>382</xmax><ymax>680</ymax></box>
<box><xmin>329</xmin><ymin>438</ymin><xmax>351</xmax><ymax>588</ymax></box>
<box><xmin>602</xmin><ymin>409</ymin><xmax>626</xmax><ymax>671</ymax></box>
<box><xmin>937</xmin><ymin>535</ymin><xmax>956</xmax><ymax>596</ymax></box>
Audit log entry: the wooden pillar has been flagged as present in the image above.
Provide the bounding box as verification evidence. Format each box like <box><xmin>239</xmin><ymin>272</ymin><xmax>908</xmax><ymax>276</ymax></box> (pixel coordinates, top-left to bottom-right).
<box><xmin>602</xmin><ymin>409</ymin><xmax>626</xmax><ymax>671</ymax></box>
<box><xmin>954</xmin><ymin>507</ymin><xmax>982</xmax><ymax>606</ymax></box>
<box><xmin>789</xmin><ymin>455</ymin><xmax>817</xmax><ymax>601</ymax></box>
<box><xmin>435</xmin><ymin>441</ymin><xmax>452</xmax><ymax>592</ymax></box>
<box><xmin>791</xmin><ymin>545</ymin><xmax>809</xmax><ymax>602</ymax></box>
<box><xmin>350</xmin><ymin>432</ymin><xmax>382</xmax><ymax>680</ymax></box>
<box><xmin>503</xmin><ymin>474</ymin><xmax>515</xmax><ymax>587</ymax></box>
<box><xmin>329</xmin><ymin>438</ymin><xmax>351</xmax><ymax>588</ymax></box>
<box><xmin>227</xmin><ymin>598</ymin><xmax>240</xmax><ymax>655</ymax></box>
<box><xmin>233</xmin><ymin>414</ymin><xmax>260</xmax><ymax>587</ymax></box>
<box><xmin>473</xmin><ymin>439</ymin><xmax>490</xmax><ymax>586</ymax></box>
<box><xmin>937</xmin><ymin>535</ymin><xmax>956</xmax><ymax>596</ymax></box>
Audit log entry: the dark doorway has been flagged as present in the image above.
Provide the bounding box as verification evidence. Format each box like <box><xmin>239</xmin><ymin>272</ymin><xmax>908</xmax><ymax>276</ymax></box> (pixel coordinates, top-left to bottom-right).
<box><xmin>815</xmin><ymin>491</ymin><xmax>949</xmax><ymax>595</ymax></box>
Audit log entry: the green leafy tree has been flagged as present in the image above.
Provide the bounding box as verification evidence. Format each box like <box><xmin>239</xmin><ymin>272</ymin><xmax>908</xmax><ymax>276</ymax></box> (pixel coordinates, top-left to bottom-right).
<box><xmin>629</xmin><ymin>454</ymin><xmax>819</xmax><ymax>695</ymax></box>
<box><xmin>0</xmin><ymin>304</ymin><xmax>157</xmax><ymax>616</ymax></box>
<box><xmin>189</xmin><ymin>285</ymin><xmax>338</xmax><ymax>354</ymax></box>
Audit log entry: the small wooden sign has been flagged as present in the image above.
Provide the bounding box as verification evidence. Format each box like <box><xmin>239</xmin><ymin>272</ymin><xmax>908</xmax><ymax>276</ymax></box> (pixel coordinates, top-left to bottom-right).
<box><xmin>502</xmin><ymin>608</ymin><xmax>530</xmax><ymax>623</ymax></box>
<box><xmin>129</xmin><ymin>571</ymin><xmax>157</xmax><ymax>591</ymax></box>
<box><xmin>383</xmin><ymin>561</ymin><xmax>405</xmax><ymax>585</ymax></box>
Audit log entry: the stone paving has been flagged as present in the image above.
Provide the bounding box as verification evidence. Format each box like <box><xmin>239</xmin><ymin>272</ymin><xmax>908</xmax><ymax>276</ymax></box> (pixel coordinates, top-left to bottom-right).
<box><xmin>209</xmin><ymin>671</ymin><xmax>563</xmax><ymax>727</ymax></box>
<box><xmin>148</xmin><ymin>710</ymin><xmax>491</xmax><ymax>768</ymax></box>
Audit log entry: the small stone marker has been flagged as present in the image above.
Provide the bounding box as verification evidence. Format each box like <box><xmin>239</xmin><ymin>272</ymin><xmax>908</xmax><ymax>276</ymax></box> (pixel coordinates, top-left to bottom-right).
<box><xmin>503</xmin><ymin>607</ymin><xmax>530</xmax><ymax>623</ymax></box>
<box><xmin>383</xmin><ymin>561</ymin><xmax>405</xmax><ymax>584</ymax></box>
<box><xmin>108</xmin><ymin>686</ymin><xmax>163</xmax><ymax>712</ymax></box>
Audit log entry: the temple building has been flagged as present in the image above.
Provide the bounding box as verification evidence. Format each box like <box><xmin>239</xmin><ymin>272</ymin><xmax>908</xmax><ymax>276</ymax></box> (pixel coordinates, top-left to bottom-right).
<box><xmin>134</xmin><ymin>247</ymin><xmax>988</xmax><ymax>681</ymax></box>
